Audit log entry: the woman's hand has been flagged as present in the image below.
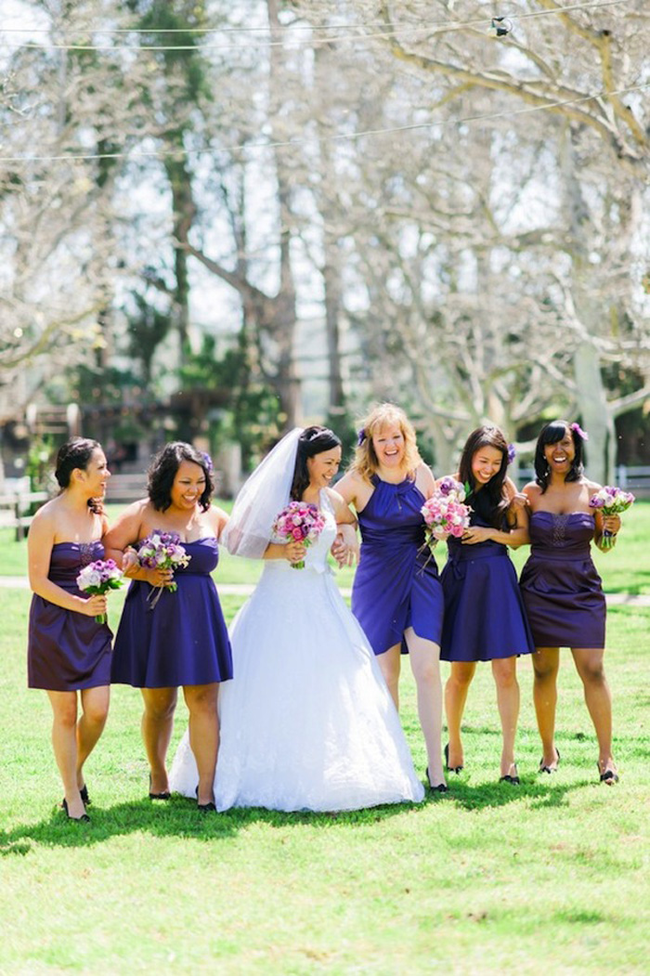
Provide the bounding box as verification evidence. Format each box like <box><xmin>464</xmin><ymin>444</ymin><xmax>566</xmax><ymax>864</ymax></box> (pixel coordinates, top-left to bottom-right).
<box><xmin>284</xmin><ymin>540</ymin><xmax>306</xmax><ymax>564</ymax></box>
<box><xmin>510</xmin><ymin>491</ymin><xmax>529</xmax><ymax>511</ymax></box>
<box><xmin>122</xmin><ymin>547</ymin><xmax>140</xmax><ymax>574</ymax></box>
<box><xmin>461</xmin><ymin>526</ymin><xmax>493</xmax><ymax>545</ymax></box>
<box><xmin>602</xmin><ymin>514</ymin><xmax>621</xmax><ymax>535</ymax></box>
<box><xmin>145</xmin><ymin>566</ymin><xmax>175</xmax><ymax>588</ymax></box>
<box><xmin>81</xmin><ymin>594</ymin><xmax>108</xmax><ymax>617</ymax></box>
<box><xmin>331</xmin><ymin>524</ymin><xmax>359</xmax><ymax>567</ymax></box>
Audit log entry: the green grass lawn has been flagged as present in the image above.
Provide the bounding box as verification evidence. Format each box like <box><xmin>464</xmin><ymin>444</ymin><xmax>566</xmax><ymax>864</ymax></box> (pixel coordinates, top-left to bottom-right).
<box><xmin>0</xmin><ymin>580</ymin><xmax>648</xmax><ymax>973</ymax></box>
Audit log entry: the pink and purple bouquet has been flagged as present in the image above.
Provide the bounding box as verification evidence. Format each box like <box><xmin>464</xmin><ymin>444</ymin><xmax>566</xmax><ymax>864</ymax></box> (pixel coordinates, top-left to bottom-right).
<box><xmin>76</xmin><ymin>558</ymin><xmax>125</xmax><ymax>623</ymax></box>
<box><xmin>420</xmin><ymin>477</ymin><xmax>472</xmax><ymax>552</ymax></box>
<box><xmin>137</xmin><ymin>530</ymin><xmax>191</xmax><ymax>606</ymax></box>
<box><xmin>272</xmin><ymin>501</ymin><xmax>326</xmax><ymax>569</ymax></box>
<box><xmin>589</xmin><ymin>486</ymin><xmax>635</xmax><ymax>549</ymax></box>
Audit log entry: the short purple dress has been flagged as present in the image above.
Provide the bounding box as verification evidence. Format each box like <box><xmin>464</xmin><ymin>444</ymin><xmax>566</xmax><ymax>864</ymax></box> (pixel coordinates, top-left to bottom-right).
<box><xmin>519</xmin><ymin>512</ymin><xmax>606</xmax><ymax>649</ymax></box>
<box><xmin>27</xmin><ymin>542</ymin><xmax>112</xmax><ymax>691</ymax></box>
<box><xmin>111</xmin><ymin>537</ymin><xmax>233</xmax><ymax>688</ymax></box>
<box><xmin>440</xmin><ymin>506</ymin><xmax>534</xmax><ymax>663</ymax></box>
<box><xmin>352</xmin><ymin>476</ymin><xmax>444</xmax><ymax>655</ymax></box>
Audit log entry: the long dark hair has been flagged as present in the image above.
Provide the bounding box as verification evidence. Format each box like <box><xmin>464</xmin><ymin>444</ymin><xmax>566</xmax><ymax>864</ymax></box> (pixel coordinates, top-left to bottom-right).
<box><xmin>290</xmin><ymin>426</ymin><xmax>341</xmax><ymax>501</ymax></box>
<box><xmin>458</xmin><ymin>425</ymin><xmax>509</xmax><ymax>528</ymax></box>
<box><xmin>55</xmin><ymin>437</ymin><xmax>104</xmax><ymax>515</ymax></box>
<box><xmin>148</xmin><ymin>442</ymin><xmax>215</xmax><ymax>512</ymax></box>
<box><xmin>534</xmin><ymin>420</ymin><xmax>585</xmax><ymax>493</ymax></box>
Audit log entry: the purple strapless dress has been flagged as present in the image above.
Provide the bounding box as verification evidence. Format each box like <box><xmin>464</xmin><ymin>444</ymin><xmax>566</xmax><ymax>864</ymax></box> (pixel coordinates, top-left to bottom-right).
<box><xmin>440</xmin><ymin>514</ymin><xmax>534</xmax><ymax>662</ymax></box>
<box><xmin>27</xmin><ymin>542</ymin><xmax>112</xmax><ymax>691</ymax></box>
<box><xmin>352</xmin><ymin>476</ymin><xmax>444</xmax><ymax>655</ymax></box>
<box><xmin>519</xmin><ymin>512</ymin><xmax>606</xmax><ymax>649</ymax></box>
<box><xmin>111</xmin><ymin>537</ymin><xmax>233</xmax><ymax>688</ymax></box>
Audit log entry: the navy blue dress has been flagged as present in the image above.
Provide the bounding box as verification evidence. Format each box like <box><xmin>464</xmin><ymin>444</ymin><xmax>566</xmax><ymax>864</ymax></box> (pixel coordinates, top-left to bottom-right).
<box><xmin>440</xmin><ymin>496</ymin><xmax>534</xmax><ymax>662</ymax></box>
<box><xmin>352</xmin><ymin>476</ymin><xmax>444</xmax><ymax>655</ymax></box>
<box><xmin>111</xmin><ymin>537</ymin><xmax>233</xmax><ymax>688</ymax></box>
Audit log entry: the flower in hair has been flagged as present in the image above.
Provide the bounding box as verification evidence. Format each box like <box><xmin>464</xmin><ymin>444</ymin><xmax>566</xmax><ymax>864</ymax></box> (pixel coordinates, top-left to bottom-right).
<box><xmin>570</xmin><ymin>423</ymin><xmax>589</xmax><ymax>442</ymax></box>
<box><xmin>357</xmin><ymin>428</ymin><xmax>366</xmax><ymax>447</ymax></box>
<box><xmin>507</xmin><ymin>443</ymin><xmax>517</xmax><ymax>465</ymax></box>
<box><xmin>200</xmin><ymin>451</ymin><xmax>214</xmax><ymax>471</ymax></box>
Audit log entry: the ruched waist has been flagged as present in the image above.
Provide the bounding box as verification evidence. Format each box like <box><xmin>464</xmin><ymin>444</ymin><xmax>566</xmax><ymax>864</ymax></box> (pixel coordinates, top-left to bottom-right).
<box><xmin>47</xmin><ymin>575</ymin><xmax>84</xmax><ymax>592</ymax></box>
<box><xmin>528</xmin><ymin>547</ymin><xmax>592</xmax><ymax>562</ymax></box>
<box><xmin>446</xmin><ymin>544</ymin><xmax>508</xmax><ymax>564</ymax></box>
<box><xmin>360</xmin><ymin>528</ymin><xmax>425</xmax><ymax>549</ymax></box>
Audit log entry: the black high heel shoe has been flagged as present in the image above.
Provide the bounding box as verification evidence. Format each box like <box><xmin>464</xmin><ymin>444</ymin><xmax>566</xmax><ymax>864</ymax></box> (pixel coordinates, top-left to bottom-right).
<box><xmin>538</xmin><ymin>749</ymin><xmax>561</xmax><ymax>774</ymax></box>
<box><xmin>79</xmin><ymin>784</ymin><xmax>91</xmax><ymax>806</ymax></box>
<box><xmin>444</xmin><ymin>743</ymin><xmax>464</xmax><ymax>774</ymax></box>
<box><xmin>148</xmin><ymin>774</ymin><xmax>171</xmax><ymax>800</ymax></box>
<box><xmin>425</xmin><ymin>768</ymin><xmax>449</xmax><ymax>793</ymax></box>
<box><xmin>195</xmin><ymin>786</ymin><xmax>217</xmax><ymax>812</ymax></box>
<box><xmin>62</xmin><ymin>798</ymin><xmax>90</xmax><ymax>823</ymax></box>
<box><xmin>597</xmin><ymin>761</ymin><xmax>619</xmax><ymax>785</ymax></box>
<box><xmin>499</xmin><ymin>763</ymin><xmax>520</xmax><ymax>786</ymax></box>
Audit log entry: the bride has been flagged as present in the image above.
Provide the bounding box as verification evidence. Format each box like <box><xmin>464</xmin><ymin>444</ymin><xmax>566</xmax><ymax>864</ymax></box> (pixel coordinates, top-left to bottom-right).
<box><xmin>169</xmin><ymin>426</ymin><xmax>424</xmax><ymax>811</ymax></box>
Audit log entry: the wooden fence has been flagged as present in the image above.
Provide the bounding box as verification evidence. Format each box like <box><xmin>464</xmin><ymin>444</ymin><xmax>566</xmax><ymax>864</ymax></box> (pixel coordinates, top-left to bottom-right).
<box><xmin>0</xmin><ymin>491</ymin><xmax>50</xmax><ymax>541</ymax></box>
<box><xmin>516</xmin><ymin>466</ymin><xmax>650</xmax><ymax>497</ymax></box>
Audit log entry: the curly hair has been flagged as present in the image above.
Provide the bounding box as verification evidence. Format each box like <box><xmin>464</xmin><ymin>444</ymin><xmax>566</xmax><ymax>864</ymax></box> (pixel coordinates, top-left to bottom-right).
<box><xmin>148</xmin><ymin>442</ymin><xmax>215</xmax><ymax>512</ymax></box>
<box><xmin>350</xmin><ymin>403</ymin><xmax>421</xmax><ymax>482</ymax></box>
<box><xmin>458</xmin><ymin>425</ymin><xmax>510</xmax><ymax>528</ymax></box>
<box><xmin>534</xmin><ymin>420</ymin><xmax>585</xmax><ymax>493</ymax></box>
<box><xmin>290</xmin><ymin>426</ymin><xmax>342</xmax><ymax>501</ymax></box>
<box><xmin>55</xmin><ymin>437</ymin><xmax>104</xmax><ymax>515</ymax></box>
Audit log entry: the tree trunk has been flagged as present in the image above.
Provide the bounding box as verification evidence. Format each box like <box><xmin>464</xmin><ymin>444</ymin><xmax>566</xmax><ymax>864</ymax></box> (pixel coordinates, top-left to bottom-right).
<box><xmin>573</xmin><ymin>343</ymin><xmax>615</xmax><ymax>484</ymax></box>
<box><xmin>167</xmin><ymin>156</ymin><xmax>196</xmax><ymax>362</ymax></box>
<box><xmin>266</xmin><ymin>0</ymin><xmax>301</xmax><ymax>429</ymax></box>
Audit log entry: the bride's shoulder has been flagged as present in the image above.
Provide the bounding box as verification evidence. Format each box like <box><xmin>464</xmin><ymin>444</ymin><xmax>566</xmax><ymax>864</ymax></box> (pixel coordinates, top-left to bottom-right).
<box><xmin>322</xmin><ymin>486</ymin><xmax>343</xmax><ymax>510</ymax></box>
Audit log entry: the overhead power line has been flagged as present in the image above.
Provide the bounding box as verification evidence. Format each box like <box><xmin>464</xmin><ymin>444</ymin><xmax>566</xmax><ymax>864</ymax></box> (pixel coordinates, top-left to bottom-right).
<box><xmin>0</xmin><ymin>0</ymin><xmax>632</xmax><ymax>52</ymax></box>
<box><xmin>1</xmin><ymin>80</ymin><xmax>647</xmax><ymax>165</ymax></box>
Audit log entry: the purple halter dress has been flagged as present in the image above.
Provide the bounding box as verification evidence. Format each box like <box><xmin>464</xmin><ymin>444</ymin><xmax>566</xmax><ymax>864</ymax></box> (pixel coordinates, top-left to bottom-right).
<box><xmin>519</xmin><ymin>512</ymin><xmax>606</xmax><ymax>649</ymax></box>
<box><xmin>352</xmin><ymin>476</ymin><xmax>444</xmax><ymax>655</ymax></box>
<box><xmin>440</xmin><ymin>507</ymin><xmax>534</xmax><ymax>663</ymax></box>
<box><xmin>111</xmin><ymin>537</ymin><xmax>233</xmax><ymax>688</ymax></box>
<box><xmin>27</xmin><ymin>541</ymin><xmax>112</xmax><ymax>691</ymax></box>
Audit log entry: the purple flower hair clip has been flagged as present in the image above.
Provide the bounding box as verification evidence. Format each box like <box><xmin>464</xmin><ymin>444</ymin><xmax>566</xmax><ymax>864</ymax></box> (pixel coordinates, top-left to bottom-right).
<box><xmin>570</xmin><ymin>422</ymin><xmax>589</xmax><ymax>442</ymax></box>
<box><xmin>200</xmin><ymin>451</ymin><xmax>214</xmax><ymax>472</ymax></box>
<box><xmin>507</xmin><ymin>443</ymin><xmax>517</xmax><ymax>465</ymax></box>
<box><xmin>357</xmin><ymin>428</ymin><xmax>366</xmax><ymax>447</ymax></box>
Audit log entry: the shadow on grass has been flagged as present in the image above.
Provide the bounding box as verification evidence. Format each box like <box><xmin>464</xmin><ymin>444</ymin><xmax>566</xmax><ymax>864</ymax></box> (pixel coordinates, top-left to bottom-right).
<box><xmin>0</xmin><ymin>769</ymin><xmax>597</xmax><ymax>856</ymax></box>
<box><xmin>443</xmin><ymin>774</ymin><xmax>593</xmax><ymax>812</ymax></box>
<box><xmin>0</xmin><ymin>790</ymin><xmax>424</xmax><ymax>855</ymax></box>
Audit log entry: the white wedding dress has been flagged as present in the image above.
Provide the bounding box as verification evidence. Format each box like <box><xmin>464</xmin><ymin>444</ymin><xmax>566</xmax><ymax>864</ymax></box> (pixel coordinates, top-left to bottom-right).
<box><xmin>169</xmin><ymin>494</ymin><xmax>424</xmax><ymax>811</ymax></box>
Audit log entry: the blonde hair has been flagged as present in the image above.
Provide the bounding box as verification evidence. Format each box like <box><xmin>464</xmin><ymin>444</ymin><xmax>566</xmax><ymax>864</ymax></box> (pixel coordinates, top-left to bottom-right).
<box><xmin>351</xmin><ymin>403</ymin><xmax>422</xmax><ymax>482</ymax></box>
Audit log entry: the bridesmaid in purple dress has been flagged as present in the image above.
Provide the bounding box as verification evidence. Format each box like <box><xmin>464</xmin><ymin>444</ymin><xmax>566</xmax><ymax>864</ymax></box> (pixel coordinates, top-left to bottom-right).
<box><xmin>441</xmin><ymin>426</ymin><xmax>534</xmax><ymax>785</ymax></box>
<box><xmin>27</xmin><ymin>438</ymin><xmax>113</xmax><ymax>822</ymax></box>
<box><xmin>519</xmin><ymin>420</ymin><xmax>621</xmax><ymax>784</ymax></box>
<box><xmin>336</xmin><ymin>404</ymin><xmax>447</xmax><ymax>792</ymax></box>
<box><xmin>104</xmin><ymin>443</ymin><xmax>232</xmax><ymax>811</ymax></box>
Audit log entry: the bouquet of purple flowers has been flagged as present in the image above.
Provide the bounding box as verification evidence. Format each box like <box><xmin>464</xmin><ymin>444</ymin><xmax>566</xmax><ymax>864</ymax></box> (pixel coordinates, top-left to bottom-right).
<box><xmin>76</xmin><ymin>558</ymin><xmax>125</xmax><ymax>623</ymax></box>
<box><xmin>137</xmin><ymin>530</ymin><xmax>191</xmax><ymax>607</ymax></box>
<box><xmin>589</xmin><ymin>486</ymin><xmax>635</xmax><ymax>549</ymax></box>
<box><xmin>420</xmin><ymin>477</ymin><xmax>472</xmax><ymax>553</ymax></box>
<box><xmin>272</xmin><ymin>501</ymin><xmax>326</xmax><ymax>569</ymax></box>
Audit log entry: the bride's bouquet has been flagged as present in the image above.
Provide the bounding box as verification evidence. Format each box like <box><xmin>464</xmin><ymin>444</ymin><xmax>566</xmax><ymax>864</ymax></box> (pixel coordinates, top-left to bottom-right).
<box><xmin>589</xmin><ymin>486</ymin><xmax>635</xmax><ymax>549</ymax></box>
<box><xmin>421</xmin><ymin>477</ymin><xmax>472</xmax><ymax>553</ymax></box>
<box><xmin>137</xmin><ymin>530</ymin><xmax>191</xmax><ymax>607</ymax></box>
<box><xmin>272</xmin><ymin>501</ymin><xmax>326</xmax><ymax>569</ymax></box>
<box><xmin>76</xmin><ymin>558</ymin><xmax>125</xmax><ymax>623</ymax></box>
